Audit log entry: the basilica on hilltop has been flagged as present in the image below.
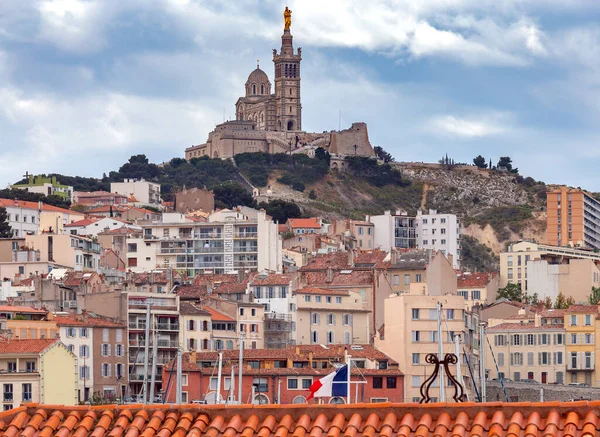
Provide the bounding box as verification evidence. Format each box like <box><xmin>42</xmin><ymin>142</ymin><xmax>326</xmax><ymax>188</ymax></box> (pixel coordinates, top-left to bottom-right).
<box><xmin>185</xmin><ymin>7</ymin><xmax>374</xmax><ymax>161</ymax></box>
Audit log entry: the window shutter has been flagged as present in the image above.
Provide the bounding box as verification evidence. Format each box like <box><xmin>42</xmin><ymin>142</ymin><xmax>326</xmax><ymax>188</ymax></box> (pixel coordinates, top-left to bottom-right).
<box><xmin>553</xmin><ymin>352</ymin><xmax>556</xmax><ymax>365</ymax></box>
<box><xmin>494</xmin><ymin>336</ymin><xmax>498</xmax><ymax>346</ymax></box>
<box><xmin>108</xmin><ymin>345</ymin><xmax>111</xmax><ymax>357</ymax></box>
<box><xmin>538</xmin><ymin>352</ymin><xmax>541</xmax><ymax>365</ymax></box>
<box><xmin>510</xmin><ymin>354</ymin><xmax>514</xmax><ymax>365</ymax></box>
<box><xmin>577</xmin><ymin>352</ymin><xmax>582</xmax><ymax>370</ymax></box>
<box><xmin>317</xmin><ymin>314</ymin><xmax>321</xmax><ymax>324</ymax></box>
<box><xmin>592</xmin><ymin>353</ymin><xmax>595</xmax><ymax>369</ymax></box>
<box><xmin>333</xmin><ymin>314</ymin><xmax>337</xmax><ymax>325</ymax></box>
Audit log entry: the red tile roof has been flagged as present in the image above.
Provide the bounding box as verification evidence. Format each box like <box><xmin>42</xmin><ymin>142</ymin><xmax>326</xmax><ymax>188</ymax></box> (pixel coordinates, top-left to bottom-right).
<box><xmin>0</xmin><ymin>305</ymin><xmax>46</xmax><ymax>314</ymax></box>
<box><xmin>176</xmin><ymin>285</ymin><xmax>208</xmax><ymax>300</ymax></box>
<box><xmin>565</xmin><ymin>305</ymin><xmax>600</xmax><ymax>314</ymax></box>
<box><xmin>304</xmin><ymin>270</ymin><xmax>373</xmax><ymax>286</ymax></box>
<box><xmin>214</xmin><ymin>282</ymin><xmax>248</xmax><ymax>294</ymax></box>
<box><xmin>250</xmin><ymin>273</ymin><xmax>292</xmax><ymax>286</ymax></box>
<box><xmin>488</xmin><ymin>322</ymin><xmax>563</xmax><ymax>331</ymax></box>
<box><xmin>53</xmin><ymin>314</ymin><xmax>124</xmax><ymax>328</ymax></box>
<box><xmin>3</xmin><ymin>402</ymin><xmax>600</xmax><ymax>437</ymax></box>
<box><xmin>193</xmin><ymin>274</ymin><xmax>240</xmax><ymax>286</ymax></box>
<box><xmin>0</xmin><ymin>339</ymin><xmax>59</xmax><ymax>354</ymax></box>
<box><xmin>287</xmin><ymin>218</ymin><xmax>321</xmax><ymax>229</ymax></box>
<box><xmin>457</xmin><ymin>272</ymin><xmax>497</xmax><ymax>288</ymax></box>
<box><xmin>86</xmin><ymin>205</ymin><xmax>128</xmax><ymax>214</ymax></box>
<box><xmin>200</xmin><ymin>306</ymin><xmax>234</xmax><ymax>322</ymax></box>
<box><xmin>0</xmin><ymin>199</ymin><xmax>82</xmax><ymax>216</ymax></box>
<box><xmin>61</xmin><ymin>271</ymin><xmax>99</xmax><ymax>287</ymax></box>
<box><xmin>301</xmin><ymin>252</ymin><xmax>350</xmax><ymax>271</ymax></box>
<box><xmin>353</xmin><ymin>250</ymin><xmax>388</xmax><ymax>266</ymax></box>
<box><xmin>294</xmin><ymin>287</ymin><xmax>349</xmax><ymax>296</ymax></box>
<box><xmin>180</xmin><ymin>302</ymin><xmax>211</xmax><ymax>316</ymax></box>
<box><xmin>64</xmin><ymin>218</ymin><xmax>99</xmax><ymax>227</ymax></box>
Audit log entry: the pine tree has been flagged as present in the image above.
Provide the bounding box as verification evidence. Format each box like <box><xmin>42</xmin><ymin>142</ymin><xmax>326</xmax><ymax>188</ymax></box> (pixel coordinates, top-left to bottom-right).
<box><xmin>0</xmin><ymin>207</ymin><xmax>13</xmax><ymax>238</ymax></box>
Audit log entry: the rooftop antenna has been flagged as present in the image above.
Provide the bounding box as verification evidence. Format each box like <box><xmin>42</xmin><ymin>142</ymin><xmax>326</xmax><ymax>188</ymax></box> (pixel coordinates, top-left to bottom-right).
<box><xmin>257</xmin><ymin>59</ymin><xmax>260</xmax><ymax>69</ymax></box>
<box><xmin>338</xmin><ymin>110</ymin><xmax>341</xmax><ymax>131</ymax></box>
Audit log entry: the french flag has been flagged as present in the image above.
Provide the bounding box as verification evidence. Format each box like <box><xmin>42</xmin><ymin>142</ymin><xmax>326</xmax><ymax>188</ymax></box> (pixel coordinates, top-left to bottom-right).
<box><xmin>307</xmin><ymin>365</ymin><xmax>348</xmax><ymax>400</ymax></box>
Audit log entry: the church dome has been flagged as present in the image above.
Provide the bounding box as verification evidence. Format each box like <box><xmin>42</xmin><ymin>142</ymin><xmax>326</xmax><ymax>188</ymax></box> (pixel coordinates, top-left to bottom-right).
<box><xmin>245</xmin><ymin>67</ymin><xmax>271</xmax><ymax>96</ymax></box>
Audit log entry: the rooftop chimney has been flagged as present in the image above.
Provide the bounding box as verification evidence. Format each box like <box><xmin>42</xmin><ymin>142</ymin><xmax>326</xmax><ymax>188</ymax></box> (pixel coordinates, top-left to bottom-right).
<box><xmin>326</xmin><ymin>267</ymin><xmax>333</xmax><ymax>283</ymax></box>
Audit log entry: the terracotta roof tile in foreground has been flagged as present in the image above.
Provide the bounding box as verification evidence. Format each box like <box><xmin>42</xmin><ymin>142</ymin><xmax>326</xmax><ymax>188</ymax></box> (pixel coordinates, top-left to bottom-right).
<box><xmin>3</xmin><ymin>401</ymin><xmax>600</xmax><ymax>437</ymax></box>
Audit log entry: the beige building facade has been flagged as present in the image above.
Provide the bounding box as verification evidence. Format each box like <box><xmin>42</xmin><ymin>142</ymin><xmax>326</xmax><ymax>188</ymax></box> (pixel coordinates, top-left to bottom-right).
<box><xmin>25</xmin><ymin>234</ymin><xmax>101</xmax><ymax>271</ymax></box>
<box><xmin>294</xmin><ymin>288</ymin><xmax>369</xmax><ymax>346</ymax></box>
<box><xmin>376</xmin><ymin>294</ymin><xmax>474</xmax><ymax>402</ymax></box>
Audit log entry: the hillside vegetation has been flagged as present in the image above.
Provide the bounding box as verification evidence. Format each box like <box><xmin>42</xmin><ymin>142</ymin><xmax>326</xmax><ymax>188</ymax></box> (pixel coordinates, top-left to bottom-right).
<box><xmin>14</xmin><ymin>151</ymin><xmax>550</xmax><ymax>263</ymax></box>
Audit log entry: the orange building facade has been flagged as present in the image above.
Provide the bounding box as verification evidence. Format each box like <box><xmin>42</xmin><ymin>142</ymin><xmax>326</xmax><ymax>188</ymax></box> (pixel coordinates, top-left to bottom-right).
<box><xmin>546</xmin><ymin>187</ymin><xmax>600</xmax><ymax>248</ymax></box>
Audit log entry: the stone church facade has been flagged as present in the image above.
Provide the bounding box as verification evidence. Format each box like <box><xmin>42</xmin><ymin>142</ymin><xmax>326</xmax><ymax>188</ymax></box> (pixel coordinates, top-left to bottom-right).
<box><xmin>185</xmin><ymin>11</ymin><xmax>374</xmax><ymax>161</ymax></box>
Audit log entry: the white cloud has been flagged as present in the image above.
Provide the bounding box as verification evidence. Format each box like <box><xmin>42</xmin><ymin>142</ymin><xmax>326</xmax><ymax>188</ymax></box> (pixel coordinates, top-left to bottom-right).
<box><xmin>430</xmin><ymin>114</ymin><xmax>510</xmax><ymax>137</ymax></box>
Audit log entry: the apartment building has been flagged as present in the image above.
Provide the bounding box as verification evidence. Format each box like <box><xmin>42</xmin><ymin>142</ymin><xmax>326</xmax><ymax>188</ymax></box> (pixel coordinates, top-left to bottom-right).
<box><xmin>499</xmin><ymin>241</ymin><xmax>600</xmax><ymax>293</ymax></box>
<box><xmin>127</xmin><ymin>291</ymin><xmax>180</xmax><ymax>398</ymax></box>
<box><xmin>369</xmin><ymin>210</ymin><xmax>416</xmax><ymax>251</ymax></box>
<box><xmin>0</xmin><ymin>199</ymin><xmax>41</xmax><ymax>237</ymax></box>
<box><xmin>11</xmin><ymin>175</ymin><xmax>73</xmax><ymax>201</ymax></box>
<box><xmin>457</xmin><ymin>272</ymin><xmax>499</xmax><ymax>309</ymax></box>
<box><xmin>163</xmin><ymin>345</ymin><xmax>403</xmax><ymax>405</ymax></box>
<box><xmin>285</xmin><ymin>218</ymin><xmax>322</xmax><ymax>235</ymax></box>
<box><xmin>248</xmin><ymin>273</ymin><xmax>295</xmax><ymax>348</ymax></box>
<box><xmin>0</xmin><ymin>339</ymin><xmax>77</xmax><ymax>408</ymax></box>
<box><xmin>65</xmin><ymin>217</ymin><xmax>141</xmax><ymax>237</ymax></box>
<box><xmin>111</xmin><ymin>179</ymin><xmax>161</xmax><ymax>205</ymax></box>
<box><xmin>295</xmin><ymin>287</ymin><xmax>369</xmax><ymax>345</ymax></box>
<box><xmin>197</xmin><ymin>296</ymin><xmax>265</xmax><ymax>350</ymax></box>
<box><xmin>2</xmin><ymin>305</ymin><xmax>56</xmax><ymax>340</ymax></box>
<box><xmin>486</xmin><ymin>321</ymin><xmax>566</xmax><ymax>384</ymax></box>
<box><xmin>330</xmin><ymin>219</ymin><xmax>375</xmax><ymax>250</ymax></box>
<box><xmin>72</xmin><ymin>191</ymin><xmax>128</xmax><ymax>208</ymax></box>
<box><xmin>127</xmin><ymin>211</ymin><xmax>282</xmax><ymax>275</ymax></box>
<box><xmin>25</xmin><ymin>234</ymin><xmax>101</xmax><ymax>271</ymax></box>
<box><xmin>415</xmin><ymin>209</ymin><xmax>461</xmax><ymax>268</ymax></box>
<box><xmin>55</xmin><ymin>313</ymin><xmax>127</xmax><ymax>402</ymax></box>
<box><xmin>564</xmin><ymin>306</ymin><xmax>598</xmax><ymax>386</ymax></box>
<box><xmin>376</xmin><ymin>294</ymin><xmax>477</xmax><ymax>402</ymax></box>
<box><xmin>179</xmin><ymin>302</ymin><xmax>212</xmax><ymax>352</ymax></box>
<box><xmin>546</xmin><ymin>187</ymin><xmax>600</xmax><ymax>249</ymax></box>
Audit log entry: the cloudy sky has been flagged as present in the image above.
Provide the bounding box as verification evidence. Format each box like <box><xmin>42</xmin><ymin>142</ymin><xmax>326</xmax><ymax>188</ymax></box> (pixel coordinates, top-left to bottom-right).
<box><xmin>1</xmin><ymin>0</ymin><xmax>600</xmax><ymax>189</ymax></box>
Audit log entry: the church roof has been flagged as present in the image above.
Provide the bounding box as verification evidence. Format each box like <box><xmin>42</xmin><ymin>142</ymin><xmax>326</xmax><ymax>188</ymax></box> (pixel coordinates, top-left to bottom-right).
<box><xmin>246</xmin><ymin>67</ymin><xmax>270</xmax><ymax>85</ymax></box>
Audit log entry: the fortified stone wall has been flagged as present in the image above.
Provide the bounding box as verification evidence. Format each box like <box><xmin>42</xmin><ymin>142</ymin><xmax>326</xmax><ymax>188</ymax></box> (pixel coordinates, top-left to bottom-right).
<box><xmin>487</xmin><ymin>381</ymin><xmax>600</xmax><ymax>402</ymax></box>
<box><xmin>329</xmin><ymin>122</ymin><xmax>374</xmax><ymax>157</ymax></box>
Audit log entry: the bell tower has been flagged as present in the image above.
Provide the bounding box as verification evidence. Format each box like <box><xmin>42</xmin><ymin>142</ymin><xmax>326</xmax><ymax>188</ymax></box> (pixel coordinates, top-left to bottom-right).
<box><xmin>273</xmin><ymin>7</ymin><xmax>302</xmax><ymax>132</ymax></box>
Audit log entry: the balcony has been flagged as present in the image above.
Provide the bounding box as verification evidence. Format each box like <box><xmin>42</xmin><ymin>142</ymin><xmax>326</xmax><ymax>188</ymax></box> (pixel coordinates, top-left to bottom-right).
<box><xmin>128</xmin><ymin>323</ymin><xmax>147</xmax><ymax>331</ymax></box>
<box><xmin>265</xmin><ymin>313</ymin><xmax>292</xmax><ymax>322</ymax></box>
<box><xmin>196</xmin><ymin>233</ymin><xmax>223</xmax><ymax>240</ymax></box>
<box><xmin>3</xmin><ymin>394</ymin><xmax>13</xmax><ymax>402</ymax></box>
<box><xmin>157</xmin><ymin>339</ymin><xmax>179</xmax><ymax>348</ymax></box>
<box><xmin>233</xmin><ymin>247</ymin><xmax>258</xmax><ymax>253</ymax></box>
<box><xmin>156</xmin><ymin>323</ymin><xmax>180</xmax><ymax>331</ymax></box>
<box><xmin>235</xmin><ymin>232</ymin><xmax>258</xmax><ymax>238</ymax></box>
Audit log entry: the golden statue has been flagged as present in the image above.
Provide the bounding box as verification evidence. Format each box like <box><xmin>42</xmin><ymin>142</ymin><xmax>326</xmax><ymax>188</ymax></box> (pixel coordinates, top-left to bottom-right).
<box><xmin>284</xmin><ymin>6</ymin><xmax>292</xmax><ymax>30</ymax></box>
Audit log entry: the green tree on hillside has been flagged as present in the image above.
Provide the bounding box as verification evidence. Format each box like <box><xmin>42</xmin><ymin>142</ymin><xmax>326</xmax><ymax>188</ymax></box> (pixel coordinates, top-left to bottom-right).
<box><xmin>554</xmin><ymin>292</ymin><xmax>575</xmax><ymax>309</ymax></box>
<box><xmin>473</xmin><ymin>155</ymin><xmax>487</xmax><ymax>169</ymax></box>
<box><xmin>497</xmin><ymin>156</ymin><xmax>519</xmax><ymax>174</ymax></box>
<box><xmin>0</xmin><ymin>207</ymin><xmax>12</xmax><ymax>238</ymax></box>
<box><xmin>374</xmin><ymin>146</ymin><xmax>394</xmax><ymax>163</ymax></box>
<box><xmin>497</xmin><ymin>283</ymin><xmax>523</xmax><ymax>302</ymax></box>
<box><xmin>213</xmin><ymin>181</ymin><xmax>255</xmax><ymax>209</ymax></box>
<box><xmin>258</xmin><ymin>199</ymin><xmax>302</xmax><ymax>223</ymax></box>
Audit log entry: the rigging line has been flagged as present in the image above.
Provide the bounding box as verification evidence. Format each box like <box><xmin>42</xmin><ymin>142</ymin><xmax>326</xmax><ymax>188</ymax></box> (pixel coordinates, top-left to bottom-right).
<box><xmin>485</xmin><ymin>332</ymin><xmax>509</xmax><ymax>402</ymax></box>
<box><xmin>462</xmin><ymin>347</ymin><xmax>481</xmax><ymax>402</ymax></box>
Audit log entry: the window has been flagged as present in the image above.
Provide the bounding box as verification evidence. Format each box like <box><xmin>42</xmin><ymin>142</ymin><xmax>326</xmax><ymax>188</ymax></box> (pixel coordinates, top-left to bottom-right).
<box><xmin>411</xmin><ymin>376</ymin><xmax>420</xmax><ymax>387</ymax></box>
<box><xmin>404</xmin><ymin>274</ymin><xmax>410</xmax><ymax>285</ymax></box>
<box><xmin>315</xmin><ymin>296</ymin><xmax>321</xmax><ymax>303</ymax></box>
<box><xmin>311</xmin><ymin>313</ymin><xmax>320</xmax><ymax>325</ymax></box>
<box><xmin>115</xmin><ymin>344</ymin><xmax>124</xmax><ymax>356</ymax></box>
<box><xmin>554</xmin><ymin>352</ymin><xmax>563</xmax><ymax>365</ymax></box>
<box><xmin>305</xmin><ymin>295</ymin><xmax>311</xmax><ymax>302</ymax></box>
<box><xmin>326</xmin><ymin>297</ymin><xmax>332</xmax><ymax>304</ymax></box>
<box><xmin>344</xmin><ymin>331</ymin><xmax>351</xmax><ymax>344</ymax></box>
<box><xmin>570</xmin><ymin>352</ymin><xmax>577</xmax><ymax>369</ymax></box>
<box><xmin>101</xmin><ymin>344</ymin><xmax>111</xmax><ymax>356</ymax></box>
<box><xmin>471</xmin><ymin>290</ymin><xmax>481</xmax><ymax>300</ymax></box>
<box><xmin>116</xmin><ymin>329</ymin><xmax>122</xmax><ymax>342</ymax></box>
<box><xmin>511</xmin><ymin>334</ymin><xmax>521</xmax><ymax>346</ymax></box>
<box><xmin>416</xmin><ymin>274</ymin><xmax>422</xmax><ymax>282</ymax></box>
<box><xmin>513</xmin><ymin>372</ymin><xmax>521</xmax><ymax>382</ymax></box>
<box><xmin>253</xmin><ymin>377</ymin><xmax>268</xmax><ymax>392</ymax></box>
<box><xmin>327</xmin><ymin>314</ymin><xmax>335</xmax><ymax>325</ymax></box>
<box><xmin>80</xmin><ymin>328</ymin><xmax>89</xmax><ymax>338</ymax></box>
<box><xmin>539</xmin><ymin>352</ymin><xmax>550</xmax><ymax>365</ymax></box>
<box><xmin>555</xmin><ymin>333</ymin><xmax>564</xmax><ymax>345</ymax></box>
<box><xmin>327</xmin><ymin>331</ymin><xmax>334</xmax><ymax>344</ymax></box>
<box><xmin>446</xmin><ymin>309</ymin><xmax>454</xmax><ymax>320</ymax></box>
<box><xmin>556</xmin><ymin>371</ymin><xmax>564</xmax><ymax>384</ymax></box>
<box><xmin>287</xmin><ymin>379</ymin><xmax>298</xmax><ymax>389</ymax></box>
<box><xmin>585</xmin><ymin>314</ymin><xmax>592</xmax><ymax>326</ymax></box>
<box><xmin>527</xmin><ymin>352</ymin><xmax>534</xmax><ymax>366</ymax></box>
<box><xmin>585</xmin><ymin>333</ymin><xmax>593</xmax><ymax>344</ymax></box>
<box><xmin>240</xmin><ymin>308</ymin><xmax>244</xmax><ymax>316</ymax></box>
<box><xmin>382</xmin><ymin>378</ymin><xmax>396</xmax><ymax>390</ymax></box>
<box><xmin>79</xmin><ymin>345</ymin><xmax>89</xmax><ymax>357</ymax></box>
<box><xmin>281</xmin><ymin>286</ymin><xmax>288</xmax><ymax>298</ymax></box>
<box><xmin>412</xmin><ymin>309</ymin><xmax>420</xmax><ymax>320</ymax></box>
<box><xmin>116</xmin><ymin>364</ymin><xmax>124</xmax><ymax>379</ymax></box>
<box><xmin>3</xmin><ymin>384</ymin><xmax>13</xmax><ymax>402</ymax></box>
<box><xmin>570</xmin><ymin>333</ymin><xmax>577</xmax><ymax>344</ymax></box>
<box><xmin>510</xmin><ymin>352</ymin><xmax>523</xmax><ymax>366</ymax></box>
<box><xmin>412</xmin><ymin>353</ymin><xmax>420</xmax><ymax>365</ymax></box>
<box><xmin>311</xmin><ymin>330</ymin><xmax>318</xmax><ymax>343</ymax></box>
<box><xmin>495</xmin><ymin>335</ymin><xmax>506</xmax><ymax>346</ymax></box>
<box><xmin>497</xmin><ymin>353</ymin><xmax>504</xmax><ymax>367</ymax></box>
<box><xmin>22</xmin><ymin>383</ymin><xmax>32</xmax><ymax>401</ymax></box>
<box><xmin>570</xmin><ymin>315</ymin><xmax>577</xmax><ymax>326</ymax></box>
<box><xmin>66</xmin><ymin>328</ymin><xmax>76</xmax><ymax>338</ymax></box>
<box><xmin>336</xmin><ymin>296</ymin><xmax>342</xmax><ymax>304</ymax></box>
<box><xmin>127</xmin><ymin>243</ymin><xmax>137</xmax><ymax>253</ymax></box>
<box><xmin>372</xmin><ymin>377</ymin><xmax>383</xmax><ymax>389</ymax></box>
<box><xmin>412</xmin><ymin>331</ymin><xmax>420</xmax><ymax>342</ymax></box>
<box><xmin>101</xmin><ymin>363</ymin><xmax>111</xmax><ymax>377</ymax></box>
<box><xmin>79</xmin><ymin>366</ymin><xmax>90</xmax><ymax>380</ymax></box>
<box><xmin>430</xmin><ymin>331</ymin><xmax>437</xmax><ymax>342</ymax></box>
<box><xmin>302</xmin><ymin>378</ymin><xmax>312</xmax><ymax>389</ymax></box>
<box><xmin>585</xmin><ymin>352</ymin><xmax>592</xmax><ymax>369</ymax></box>
<box><xmin>7</xmin><ymin>362</ymin><xmax>16</xmax><ymax>373</ymax></box>
<box><xmin>526</xmin><ymin>334</ymin><xmax>536</xmax><ymax>345</ymax></box>
<box><xmin>539</xmin><ymin>334</ymin><xmax>549</xmax><ymax>345</ymax></box>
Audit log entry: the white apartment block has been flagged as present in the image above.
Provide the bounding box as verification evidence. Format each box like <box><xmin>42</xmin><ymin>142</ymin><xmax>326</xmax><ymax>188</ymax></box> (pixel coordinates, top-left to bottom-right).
<box><xmin>126</xmin><ymin>211</ymin><xmax>282</xmax><ymax>275</ymax></box>
<box><xmin>111</xmin><ymin>179</ymin><xmax>161</xmax><ymax>205</ymax></box>
<box><xmin>368</xmin><ymin>210</ymin><xmax>417</xmax><ymax>251</ymax></box>
<box><xmin>416</xmin><ymin>210</ymin><xmax>461</xmax><ymax>268</ymax></box>
<box><xmin>0</xmin><ymin>200</ymin><xmax>41</xmax><ymax>237</ymax></box>
<box><xmin>58</xmin><ymin>325</ymin><xmax>94</xmax><ymax>401</ymax></box>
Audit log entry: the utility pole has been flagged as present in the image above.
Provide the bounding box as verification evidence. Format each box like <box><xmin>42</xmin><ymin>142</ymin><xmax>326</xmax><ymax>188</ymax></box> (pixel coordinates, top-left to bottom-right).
<box><xmin>238</xmin><ymin>333</ymin><xmax>244</xmax><ymax>403</ymax></box>
<box><xmin>149</xmin><ymin>328</ymin><xmax>158</xmax><ymax>402</ymax></box>
<box><xmin>437</xmin><ymin>302</ymin><xmax>445</xmax><ymax>402</ymax></box>
<box><xmin>479</xmin><ymin>322</ymin><xmax>488</xmax><ymax>402</ymax></box>
<box><xmin>142</xmin><ymin>304</ymin><xmax>151</xmax><ymax>404</ymax></box>
<box><xmin>454</xmin><ymin>333</ymin><xmax>466</xmax><ymax>401</ymax></box>
<box><xmin>176</xmin><ymin>348</ymin><xmax>182</xmax><ymax>404</ymax></box>
<box><xmin>216</xmin><ymin>352</ymin><xmax>223</xmax><ymax>403</ymax></box>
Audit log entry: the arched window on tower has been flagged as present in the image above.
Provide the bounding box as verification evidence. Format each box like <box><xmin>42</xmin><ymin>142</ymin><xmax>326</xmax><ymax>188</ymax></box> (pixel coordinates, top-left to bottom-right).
<box><xmin>293</xmin><ymin>64</ymin><xmax>297</xmax><ymax>77</ymax></box>
<box><xmin>261</xmin><ymin>84</ymin><xmax>264</xmax><ymax>94</ymax></box>
<box><xmin>289</xmin><ymin>89</ymin><xmax>292</xmax><ymax>96</ymax></box>
<box><xmin>252</xmin><ymin>84</ymin><xmax>256</xmax><ymax>94</ymax></box>
<box><xmin>285</xmin><ymin>64</ymin><xmax>288</xmax><ymax>77</ymax></box>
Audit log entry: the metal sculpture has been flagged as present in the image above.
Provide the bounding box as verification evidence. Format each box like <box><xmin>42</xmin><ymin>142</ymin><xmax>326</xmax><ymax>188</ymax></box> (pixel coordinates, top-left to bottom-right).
<box><xmin>419</xmin><ymin>353</ymin><xmax>465</xmax><ymax>403</ymax></box>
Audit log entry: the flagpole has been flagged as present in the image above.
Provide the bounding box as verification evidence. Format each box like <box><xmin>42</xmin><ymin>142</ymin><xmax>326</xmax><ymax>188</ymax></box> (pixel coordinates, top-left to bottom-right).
<box><xmin>346</xmin><ymin>355</ymin><xmax>352</xmax><ymax>405</ymax></box>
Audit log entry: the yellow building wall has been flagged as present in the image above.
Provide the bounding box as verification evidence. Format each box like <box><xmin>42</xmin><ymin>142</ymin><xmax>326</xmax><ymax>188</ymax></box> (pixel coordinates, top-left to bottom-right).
<box><xmin>564</xmin><ymin>313</ymin><xmax>596</xmax><ymax>385</ymax></box>
<box><xmin>40</xmin><ymin>344</ymin><xmax>77</xmax><ymax>405</ymax></box>
<box><xmin>7</xmin><ymin>320</ymin><xmax>58</xmax><ymax>340</ymax></box>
